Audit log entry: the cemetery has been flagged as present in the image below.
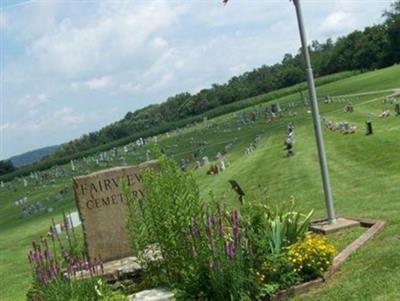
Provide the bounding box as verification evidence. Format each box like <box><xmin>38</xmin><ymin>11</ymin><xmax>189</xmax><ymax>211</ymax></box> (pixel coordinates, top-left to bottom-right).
<box><xmin>0</xmin><ymin>64</ymin><xmax>399</xmax><ymax>300</ymax></box>
<box><xmin>2</xmin><ymin>0</ymin><xmax>400</xmax><ymax>298</ymax></box>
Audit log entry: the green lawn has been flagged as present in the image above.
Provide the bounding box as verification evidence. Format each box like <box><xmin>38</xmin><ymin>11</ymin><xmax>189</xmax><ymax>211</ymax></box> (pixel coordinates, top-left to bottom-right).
<box><xmin>0</xmin><ymin>65</ymin><xmax>399</xmax><ymax>300</ymax></box>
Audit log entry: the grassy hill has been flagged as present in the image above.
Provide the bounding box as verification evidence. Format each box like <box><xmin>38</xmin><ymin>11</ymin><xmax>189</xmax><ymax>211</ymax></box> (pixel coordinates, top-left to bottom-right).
<box><xmin>0</xmin><ymin>65</ymin><xmax>399</xmax><ymax>300</ymax></box>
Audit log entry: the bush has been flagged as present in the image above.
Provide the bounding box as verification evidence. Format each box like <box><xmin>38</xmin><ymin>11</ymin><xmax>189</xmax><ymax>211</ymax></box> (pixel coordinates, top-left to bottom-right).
<box><xmin>286</xmin><ymin>234</ymin><xmax>336</xmax><ymax>280</ymax></box>
<box><xmin>125</xmin><ymin>150</ymin><xmax>204</xmax><ymax>288</ymax></box>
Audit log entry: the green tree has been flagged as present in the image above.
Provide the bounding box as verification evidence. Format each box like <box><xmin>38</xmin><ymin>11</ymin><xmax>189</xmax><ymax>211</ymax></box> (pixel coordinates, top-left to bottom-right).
<box><xmin>0</xmin><ymin>160</ymin><xmax>16</xmax><ymax>176</ymax></box>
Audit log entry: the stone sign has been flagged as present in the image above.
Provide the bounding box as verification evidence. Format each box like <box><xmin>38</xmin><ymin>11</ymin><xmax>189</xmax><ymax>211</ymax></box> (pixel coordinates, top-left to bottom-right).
<box><xmin>73</xmin><ymin>162</ymin><xmax>157</xmax><ymax>262</ymax></box>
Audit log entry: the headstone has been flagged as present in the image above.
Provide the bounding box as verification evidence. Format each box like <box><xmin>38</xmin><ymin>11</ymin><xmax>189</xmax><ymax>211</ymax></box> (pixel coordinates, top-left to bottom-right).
<box><xmin>66</xmin><ymin>211</ymin><xmax>81</xmax><ymax>228</ymax></box>
<box><xmin>55</xmin><ymin>193</ymin><xmax>64</xmax><ymax>202</ymax></box>
<box><xmin>73</xmin><ymin>162</ymin><xmax>158</xmax><ymax>262</ymax></box>
<box><xmin>23</xmin><ymin>179</ymin><xmax>28</xmax><ymax>187</ymax></box>
<box><xmin>271</xmin><ymin>103</ymin><xmax>281</xmax><ymax>114</ymax></box>
<box><xmin>55</xmin><ymin>224</ymin><xmax>62</xmax><ymax>235</ymax></box>
<box><xmin>395</xmin><ymin>103</ymin><xmax>400</xmax><ymax>116</ymax></box>
<box><xmin>366</xmin><ymin>121</ymin><xmax>373</xmax><ymax>135</ymax></box>
<box><xmin>71</xmin><ymin>160</ymin><xmax>76</xmax><ymax>172</ymax></box>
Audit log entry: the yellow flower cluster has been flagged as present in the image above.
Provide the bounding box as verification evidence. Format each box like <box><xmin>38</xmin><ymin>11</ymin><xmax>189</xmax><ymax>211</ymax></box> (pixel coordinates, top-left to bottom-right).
<box><xmin>286</xmin><ymin>234</ymin><xmax>336</xmax><ymax>276</ymax></box>
<box><xmin>255</xmin><ymin>270</ymin><xmax>266</xmax><ymax>283</ymax></box>
<box><xmin>255</xmin><ymin>261</ymin><xmax>276</xmax><ymax>284</ymax></box>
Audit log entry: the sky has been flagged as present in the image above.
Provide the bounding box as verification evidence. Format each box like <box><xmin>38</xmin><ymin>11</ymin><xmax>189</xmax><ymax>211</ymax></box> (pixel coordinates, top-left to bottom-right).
<box><xmin>0</xmin><ymin>0</ymin><xmax>393</xmax><ymax>160</ymax></box>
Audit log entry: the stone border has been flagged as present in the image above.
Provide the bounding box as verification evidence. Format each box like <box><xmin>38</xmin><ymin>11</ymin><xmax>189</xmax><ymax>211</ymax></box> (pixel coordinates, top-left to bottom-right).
<box><xmin>270</xmin><ymin>217</ymin><xmax>385</xmax><ymax>301</ymax></box>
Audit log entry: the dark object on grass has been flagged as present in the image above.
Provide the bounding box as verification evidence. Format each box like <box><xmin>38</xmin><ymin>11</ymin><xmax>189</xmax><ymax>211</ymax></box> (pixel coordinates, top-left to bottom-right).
<box><xmin>366</xmin><ymin>121</ymin><xmax>373</xmax><ymax>135</ymax></box>
<box><xmin>395</xmin><ymin>104</ymin><xmax>400</xmax><ymax>116</ymax></box>
<box><xmin>229</xmin><ymin>180</ymin><xmax>245</xmax><ymax>204</ymax></box>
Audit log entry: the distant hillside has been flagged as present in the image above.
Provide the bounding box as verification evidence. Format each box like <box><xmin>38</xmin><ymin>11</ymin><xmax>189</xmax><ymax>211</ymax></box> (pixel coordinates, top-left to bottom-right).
<box><xmin>9</xmin><ymin>145</ymin><xmax>60</xmax><ymax>168</ymax></box>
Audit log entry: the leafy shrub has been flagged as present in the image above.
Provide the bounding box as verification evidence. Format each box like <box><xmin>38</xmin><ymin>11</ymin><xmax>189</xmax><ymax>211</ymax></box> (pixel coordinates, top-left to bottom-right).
<box><xmin>286</xmin><ymin>234</ymin><xmax>336</xmax><ymax>280</ymax></box>
<box><xmin>125</xmin><ymin>150</ymin><xmax>204</xmax><ymax>288</ymax></box>
<box><xmin>125</xmin><ymin>152</ymin><xmax>257</xmax><ymax>299</ymax></box>
<box><xmin>255</xmin><ymin>256</ymin><xmax>302</xmax><ymax>299</ymax></box>
<box><xmin>240</xmin><ymin>199</ymin><xmax>313</xmax><ymax>258</ymax></box>
<box><xmin>266</xmin><ymin>206</ymin><xmax>314</xmax><ymax>256</ymax></box>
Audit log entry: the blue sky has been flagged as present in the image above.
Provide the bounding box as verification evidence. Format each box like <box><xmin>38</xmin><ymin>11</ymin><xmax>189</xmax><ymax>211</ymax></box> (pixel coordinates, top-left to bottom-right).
<box><xmin>0</xmin><ymin>0</ymin><xmax>393</xmax><ymax>159</ymax></box>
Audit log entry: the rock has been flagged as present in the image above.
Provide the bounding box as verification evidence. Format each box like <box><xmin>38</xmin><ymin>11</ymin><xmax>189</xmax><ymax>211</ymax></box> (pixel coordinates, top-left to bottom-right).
<box><xmin>111</xmin><ymin>281</ymin><xmax>123</xmax><ymax>290</ymax></box>
<box><xmin>130</xmin><ymin>288</ymin><xmax>174</xmax><ymax>301</ymax></box>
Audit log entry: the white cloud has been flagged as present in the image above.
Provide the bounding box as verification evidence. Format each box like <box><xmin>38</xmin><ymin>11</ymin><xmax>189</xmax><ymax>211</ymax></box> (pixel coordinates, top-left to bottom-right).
<box><xmin>120</xmin><ymin>82</ymin><xmax>143</xmax><ymax>95</ymax></box>
<box><xmin>86</xmin><ymin>76</ymin><xmax>110</xmax><ymax>89</ymax></box>
<box><xmin>0</xmin><ymin>122</ymin><xmax>17</xmax><ymax>132</ymax></box>
<box><xmin>17</xmin><ymin>93</ymin><xmax>50</xmax><ymax>109</ymax></box>
<box><xmin>321</xmin><ymin>11</ymin><xmax>356</xmax><ymax>33</ymax></box>
<box><xmin>25</xmin><ymin>2</ymin><xmax>184</xmax><ymax>78</ymax></box>
<box><xmin>152</xmin><ymin>37</ymin><xmax>168</xmax><ymax>49</ymax></box>
<box><xmin>53</xmin><ymin>107</ymin><xmax>85</xmax><ymax>126</ymax></box>
<box><xmin>5</xmin><ymin>107</ymin><xmax>92</xmax><ymax>134</ymax></box>
<box><xmin>70</xmin><ymin>76</ymin><xmax>111</xmax><ymax>90</ymax></box>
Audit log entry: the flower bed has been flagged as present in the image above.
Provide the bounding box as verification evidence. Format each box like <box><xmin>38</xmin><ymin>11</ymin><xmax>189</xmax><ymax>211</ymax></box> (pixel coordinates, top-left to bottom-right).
<box><xmin>123</xmin><ymin>151</ymin><xmax>338</xmax><ymax>300</ymax></box>
<box><xmin>271</xmin><ymin>217</ymin><xmax>385</xmax><ymax>300</ymax></box>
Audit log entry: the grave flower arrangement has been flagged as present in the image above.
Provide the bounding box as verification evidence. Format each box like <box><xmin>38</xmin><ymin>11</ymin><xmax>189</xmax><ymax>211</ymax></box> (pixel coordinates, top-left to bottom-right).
<box><xmin>125</xmin><ymin>151</ymin><xmax>336</xmax><ymax>300</ymax></box>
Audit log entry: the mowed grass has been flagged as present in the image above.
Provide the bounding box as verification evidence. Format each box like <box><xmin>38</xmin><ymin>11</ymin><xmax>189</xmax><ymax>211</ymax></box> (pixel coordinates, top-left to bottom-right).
<box><xmin>0</xmin><ymin>65</ymin><xmax>399</xmax><ymax>300</ymax></box>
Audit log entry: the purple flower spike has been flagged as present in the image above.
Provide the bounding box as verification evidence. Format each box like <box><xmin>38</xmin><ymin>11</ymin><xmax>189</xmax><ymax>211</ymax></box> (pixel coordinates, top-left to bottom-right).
<box><xmin>210</xmin><ymin>214</ymin><xmax>216</xmax><ymax>226</ymax></box>
<box><xmin>219</xmin><ymin>219</ymin><xmax>225</xmax><ymax>236</ymax></box>
<box><xmin>33</xmin><ymin>250</ymin><xmax>41</xmax><ymax>263</ymax></box>
<box><xmin>227</xmin><ymin>241</ymin><xmax>236</xmax><ymax>259</ymax></box>
<box><xmin>231</xmin><ymin>209</ymin><xmax>241</xmax><ymax>244</ymax></box>
<box><xmin>44</xmin><ymin>249</ymin><xmax>52</xmax><ymax>260</ymax></box>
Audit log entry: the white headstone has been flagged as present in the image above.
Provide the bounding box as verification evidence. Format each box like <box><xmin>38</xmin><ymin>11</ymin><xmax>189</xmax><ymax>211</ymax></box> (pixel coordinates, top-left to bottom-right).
<box><xmin>71</xmin><ymin>160</ymin><xmax>76</xmax><ymax>171</ymax></box>
<box><xmin>219</xmin><ymin>160</ymin><xmax>226</xmax><ymax>171</ymax></box>
<box><xmin>55</xmin><ymin>224</ymin><xmax>62</xmax><ymax>235</ymax></box>
<box><xmin>66</xmin><ymin>211</ymin><xmax>81</xmax><ymax>228</ymax></box>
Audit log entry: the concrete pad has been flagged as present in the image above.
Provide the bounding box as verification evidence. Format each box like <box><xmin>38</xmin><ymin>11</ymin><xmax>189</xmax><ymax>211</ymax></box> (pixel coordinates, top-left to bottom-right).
<box><xmin>131</xmin><ymin>288</ymin><xmax>174</xmax><ymax>301</ymax></box>
<box><xmin>310</xmin><ymin>217</ymin><xmax>360</xmax><ymax>234</ymax></box>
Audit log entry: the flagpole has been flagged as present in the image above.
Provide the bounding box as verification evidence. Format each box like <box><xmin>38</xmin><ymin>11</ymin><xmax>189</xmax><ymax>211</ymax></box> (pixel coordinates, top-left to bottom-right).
<box><xmin>292</xmin><ymin>0</ymin><xmax>336</xmax><ymax>224</ymax></box>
